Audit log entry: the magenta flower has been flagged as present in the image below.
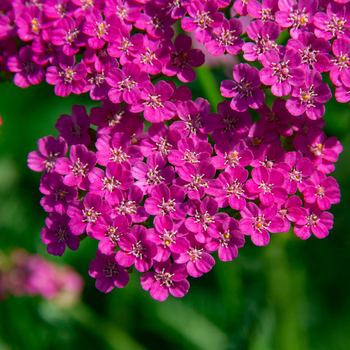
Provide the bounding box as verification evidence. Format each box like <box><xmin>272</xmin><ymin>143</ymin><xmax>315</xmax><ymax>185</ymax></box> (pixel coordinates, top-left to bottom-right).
<box><xmin>132</xmin><ymin>35</ymin><xmax>165</xmax><ymax>75</ymax></box>
<box><xmin>95</xmin><ymin>132</ymin><xmax>143</xmax><ymax>168</ymax></box>
<box><xmin>205</xmin><ymin>217</ymin><xmax>245</xmax><ymax>262</ymax></box>
<box><xmin>206</xmin><ymin>18</ymin><xmax>244</xmax><ymax>56</ymax></box>
<box><xmin>83</xmin><ymin>9</ymin><xmax>119</xmax><ymax>49</ymax></box>
<box><xmin>144</xmin><ymin>183</ymin><xmax>187</xmax><ymax>220</ymax></box>
<box><xmin>256</xmin><ymin>98</ymin><xmax>294</xmax><ymax>138</ymax></box>
<box><xmin>330</xmin><ymin>38</ymin><xmax>350</xmax><ymax>86</ymax></box>
<box><xmin>89</xmin><ymin>250</ymin><xmax>129</xmax><ymax>293</ymax></box>
<box><xmin>90</xmin><ymin>100</ymin><xmax>137</xmax><ymax>131</ymax></box>
<box><xmin>250</xmin><ymin>143</ymin><xmax>286</xmax><ymax>169</ymax></box>
<box><xmin>294</xmin><ymin>204</ymin><xmax>334</xmax><ymax>240</ymax></box>
<box><xmin>41</xmin><ymin>212</ymin><xmax>80</xmax><ymax>256</ymax></box>
<box><xmin>130</xmin><ymin>81</ymin><xmax>177</xmax><ymax>123</ymax></box>
<box><xmin>162</xmin><ymin>33</ymin><xmax>205</xmax><ymax>82</ymax></box>
<box><xmin>302</xmin><ymin>171</ymin><xmax>340</xmax><ymax>210</ymax></box>
<box><xmin>46</xmin><ymin>54</ymin><xmax>87</xmax><ymax>97</ymax></box>
<box><xmin>155</xmin><ymin>0</ymin><xmax>188</xmax><ymax>19</ymax></box>
<box><xmin>134</xmin><ymin>0</ymin><xmax>175</xmax><ymax>40</ymax></box>
<box><xmin>16</xmin><ymin>6</ymin><xmax>48</xmax><ymax>42</ymax></box>
<box><xmin>174</xmin><ymin>161</ymin><xmax>215</xmax><ymax>200</ymax></box>
<box><xmin>245</xmin><ymin>122</ymin><xmax>279</xmax><ymax>149</ymax></box>
<box><xmin>116</xmin><ymin>225</ymin><xmax>157</xmax><ymax>272</ymax></box>
<box><xmin>275</xmin><ymin>0</ymin><xmax>318</xmax><ymax>39</ymax></box>
<box><xmin>211</xmin><ymin>101</ymin><xmax>252</xmax><ymax>142</ymax></box>
<box><xmin>27</xmin><ymin>135</ymin><xmax>68</xmax><ymax>173</ymax></box>
<box><xmin>185</xmin><ymin>197</ymin><xmax>228</xmax><ymax>243</ymax></box>
<box><xmin>132</xmin><ymin>153</ymin><xmax>175</xmax><ymax>194</ymax></box>
<box><xmin>55</xmin><ymin>105</ymin><xmax>90</xmax><ymax>147</ymax></box>
<box><xmin>174</xmin><ymin>98</ymin><xmax>219</xmax><ymax>140</ymax></box>
<box><xmin>104</xmin><ymin>0</ymin><xmax>141</xmax><ymax>24</ymax></box>
<box><xmin>168</xmin><ymin>137</ymin><xmax>212</xmax><ymax>167</ymax></box>
<box><xmin>106</xmin><ymin>62</ymin><xmax>150</xmax><ymax>104</ymax></box>
<box><xmin>39</xmin><ymin>172</ymin><xmax>78</xmax><ymax>213</ymax></box>
<box><xmin>246</xmin><ymin>166</ymin><xmax>287</xmax><ymax>206</ymax></box>
<box><xmin>211</xmin><ymin>139</ymin><xmax>253</xmax><ymax>170</ymax></box>
<box><xmin>313</xmin><ymin>1</ymin><xmax>350</xmax><ymax>40</ymax></box>
<box><xmin>240</xmin><ymin>202</ymin><xmax>284</xmax><ymax>246</ymax></box>
<box><xmin>148</xmin><ymin>216</ymin><xmax>189</xmax><ymax>262</ymax></box>
<box><xmin>92</xmin><ymin>214</ymin><xmax>129</xmax><ymax>255</ymax></box>
<box><xmin>207</xmin><ymin>166</ymin><xmax>249</xmax><ymax>210</ymax></box>
<box><xmin>88</xmin><ymin>162</ymin><xmax>134</xmax><ymax>203</ymax></box>
<box><xmin>140</xmin><ymin>122</ymin><xmax>181</xmax><ymax>159</ymax></box>
<box><xmin>55</xmin><ymin>144</ymin><xmax>97</xmax><ymax>190</ymax></box>
<box><xmin>286</xmin><ymin>32</ymin><xmax>331</xmax><ymax>72</ymax></box>
<box><xmin>113</xmin><ymin>185</ymin><xmax>149</xmax><ymax>225</ymax></box>
<box><xmin>181</xmin><ymin>0</ymin><xmax>224</xmax><ymax>43</ymax></box>
<box><xmin>293</xmin><ymin>127</ymin><xmax>343</xmax><ymax>174</ymax></box>
<box><xmin>221</xmin><ymin>63</ymin><xmax>265</xmax><ymax>112</ymax></box>
<box><xmin>140</xmin><ymin>260</ymin><xmax>189</xmax><ymax>301</ymax></box>
<box><xmin>247</xmin><ymin>0</ymin><xmax>279</xmax><ymax>21</ymax></box>
<box><xmin>51</xmin><ymin>17</ymin><xmax>87</xmax><ymax>56</ymax></box>
<box><xmin>173</xmin><ymin>234</ymin><xmax>216</xmax><ymax>278</ymax></box>
<box><xmin>277</xmin><ymin>151</ymin><xmax>314</xmax><ymax>194</ymax></box>
<box><xmin>67</xmin><ymin>193</ymin><xmax>111</xmax><ymax>236</ymax></box>
<box><xmin>7</xmin><ymin>45</ymin><xmax>45</xmax><ymax>88</ymax></box>
<box><xmin>243</xmin><ymin>20</ymin><xmax>281</xmax><ymax>62</ymax></box>
<box><xmin>107</xmin><ymin>26</ymin><xmax>143</xmax><ymax>64</ymax></box>
<box><xmin>259</xmin><ymin>49</ymin><xmax>305</xmax><ymax>97</ymax></box>
<box><xmin>286</xmin><ymin>70</ymin><xmax>332</xmax><ymax>120</ymax></box>
<box><xmin>277</xmin><ymin>195</ymin><xmax>303</xmax><ymax>233</ymax></box>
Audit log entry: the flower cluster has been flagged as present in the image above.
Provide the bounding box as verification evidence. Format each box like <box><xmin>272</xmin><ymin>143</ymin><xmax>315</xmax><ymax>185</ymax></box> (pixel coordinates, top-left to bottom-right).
<box><xmin>0</xmin><ymin>249</ymin><xmax>84</xmax><ymax>304</ymax></box>
<box><xmin>1</xmin><ymin>0</ymin><xmax>342</xmax><ymax>301</ymax></box>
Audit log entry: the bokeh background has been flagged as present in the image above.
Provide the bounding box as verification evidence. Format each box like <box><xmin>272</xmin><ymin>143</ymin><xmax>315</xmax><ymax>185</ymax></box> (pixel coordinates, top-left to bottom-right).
<box><xmin>1</xmin><ymin>60</ymin><xmax>350</xmax><ymax>350</ymax></box>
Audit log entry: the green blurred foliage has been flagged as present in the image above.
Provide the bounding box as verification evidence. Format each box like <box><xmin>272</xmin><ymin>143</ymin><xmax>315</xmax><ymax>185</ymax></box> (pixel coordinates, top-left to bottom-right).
<box><xmin>0</xmin><ymin>69</ymin><xmax>350</xmax><ymax>350</ymax></box>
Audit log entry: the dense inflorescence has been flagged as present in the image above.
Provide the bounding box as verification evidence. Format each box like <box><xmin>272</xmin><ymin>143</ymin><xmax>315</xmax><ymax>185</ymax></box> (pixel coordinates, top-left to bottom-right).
<box><xmin>0</xmin><ymin>0</ymin><xmax>344</xmax><ymax>301</ymax></box>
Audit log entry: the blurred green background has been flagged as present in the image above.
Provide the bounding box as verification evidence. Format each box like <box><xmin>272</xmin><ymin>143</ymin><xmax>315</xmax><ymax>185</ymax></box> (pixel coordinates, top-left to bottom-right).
<box><xmin>1</xmin><ymin>66</ymin><xmax>350</xmax><ymax>350</ymax></box>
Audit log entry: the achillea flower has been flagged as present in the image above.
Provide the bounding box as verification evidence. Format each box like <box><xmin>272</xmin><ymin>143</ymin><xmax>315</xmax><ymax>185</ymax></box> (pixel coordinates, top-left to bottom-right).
<box><xmin>140</xmin><ymin>259</ymin><xmax>189</xmax><ymax>301</ymax></box>
<box><xmin>89</xmin><ymin>250</ymin><xmax>129</xmax><ymax>293</ymax></box>
<box><xmin>302</xmin><ymin>170</ymin><xmax>340</xmax><ymax>210</ymax></box>
<box><xmin>162</xmin><ymin>33</ymin><xmax>205</xmax><ymax>82</ymax></box>
<box><xmin>7</xmin><ymin>45</ymin><xmax>45</xmax><ymax>88</ymax></box>
<box><xmin>55</xmin><ymin>144</ymin><xmax>97</xmax><ymax>190</ymax></box>
<box><xmin>67</xmin><ymin>193</ymin><xmax>111</xmax><ymax>235</ymax></box>
<box><xmin>148</xmin><ymin>216</ymin><xmax>189</xmax><ymax>262</ymax></box>
<box><xmin>205</xmin><ymin>217</ymin><xmax>245</xmax><ymax>262</ymax></box>
<box><xmin>55</xmin><ymin>105</ymin><xmax>90</xmax><ymax>147</ymax></box>
<box><xmin>144</xmin><ymin>183</ymin><xmax>187</xmax><ymax>220</ymax></box>
<box><xmin>39</xmin><ymin>172</ymin><xmax>78</xmax><ymax>213</ymax></box>
<box><xmin>181</xmin><ymin>0</ymin><xmax>224</xmax><ymax>43</ymax></box>
<box><xmin>207</xmin><ymin>165</ymin><xmax>249</xmax><ymax>210</ymax></box>
<box><xmin>286</xmin><ymin>70</ymin><xmax>332</xmax><ymax>120</ymax></box>
<box><xmin>46</xmin><ymin>54</ymin><xmax>87</xmax><ymax>97</ymax></box>
<box><xmin>27</xmin><ymin>135</ymin><xmax>68</xmax><ymax>173</ymax></box>
<box><xmin>116</xmin><ymin>225</ymin><xmax>157</xmax><ymax>272</ymax></box>
<box><xmin>91</xmin><ymin>214</ymin><xmax>129</xmax><ymax>255</ymax></box>
<box><xmin>294</xmin><ymin>204</ymin><xmax>334</xmax><ymax>239</ymax></box>
<box><xmin>259</xmin><ymin>49</ymin><xmax>305</xmax><ymax>97</ymax></box>
<box><xmin>41</xmin><ymin>212</ymin><xmax>80</xmax><ymax>256</ymax></box>
<box><xmin>130</xmin><ymin>81</ymin><xmax>177</xmax><ymax>123</ymax></box>
<box><xmin>240</xmin><ymin>202</ymin><xmax>284</xmax><ymax>246</ymax></box>
<box><xmin>221</xmin><ymin>63</ymin><xmax>265</xmax><ymax>112</ymax></box>
<box><xmin>106</xmin><ymin>62</ymin><xmax>150</xmax><ymax>104</ymax></box>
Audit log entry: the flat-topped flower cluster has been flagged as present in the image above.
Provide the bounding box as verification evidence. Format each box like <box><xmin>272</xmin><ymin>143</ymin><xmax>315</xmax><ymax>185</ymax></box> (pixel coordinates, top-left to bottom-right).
<box><xmin>1</xmin><ymin>0</ymin><xmax>345</xmax><ymax>301</ymax></box>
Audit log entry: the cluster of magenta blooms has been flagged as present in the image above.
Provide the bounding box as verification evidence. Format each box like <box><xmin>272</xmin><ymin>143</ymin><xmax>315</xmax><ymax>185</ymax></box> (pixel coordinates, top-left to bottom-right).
<box><xmin>2</xmin><ymin>0</ymin><xmax>346</xmax><ymax>301</ymax></box>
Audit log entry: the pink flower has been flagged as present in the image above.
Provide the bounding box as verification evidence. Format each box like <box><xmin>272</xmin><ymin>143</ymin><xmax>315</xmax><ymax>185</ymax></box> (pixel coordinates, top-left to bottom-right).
<box><xmin>140</xmin><ymin>259</ymin><xmax>189</xmax><ymax>301</ymax></box>
<box><xmin>89</xmin><ymin>250</ymin><xmax>129</xmax><ymax>293</ymax></box>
